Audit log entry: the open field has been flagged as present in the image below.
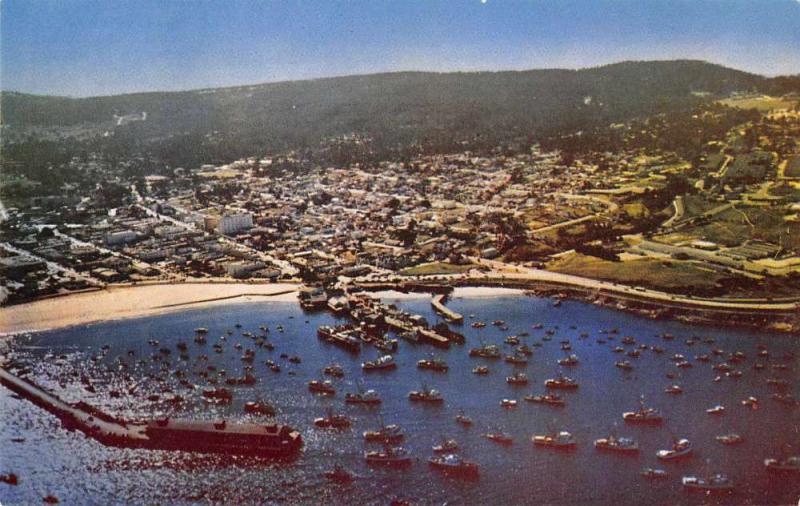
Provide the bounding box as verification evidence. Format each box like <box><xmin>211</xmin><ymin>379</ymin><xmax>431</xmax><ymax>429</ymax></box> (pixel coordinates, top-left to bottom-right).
<box><xmin>718</xmin><ymin>95</ymin><xmax>797</xmax><ymax>111</ymax></box>
<box><xmin>546</xmin><ymin>252</ymin><xmax>726</xmax><ymax>291</ymax></box>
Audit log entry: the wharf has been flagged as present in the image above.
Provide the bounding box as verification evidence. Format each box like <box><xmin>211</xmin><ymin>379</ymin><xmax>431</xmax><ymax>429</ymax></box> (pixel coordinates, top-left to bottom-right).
<box><xmin>431</xmin><ymin>294</ymin><xmax>463</xmax><ymax>323</ymax></box>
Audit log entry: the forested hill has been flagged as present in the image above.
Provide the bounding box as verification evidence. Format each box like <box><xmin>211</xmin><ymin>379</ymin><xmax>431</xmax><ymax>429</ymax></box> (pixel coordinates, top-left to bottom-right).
<box><xmin>2</xmin><ymin>60</ymin><xmax>798</xmax><ymax>167</ymax></box>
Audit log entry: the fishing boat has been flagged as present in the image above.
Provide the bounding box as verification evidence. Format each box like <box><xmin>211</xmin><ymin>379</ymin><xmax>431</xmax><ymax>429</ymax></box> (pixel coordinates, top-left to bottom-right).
<box><xmin>409</xmin><ymin>385</ymin><xmax>444</xmax><ymax>403</ymax></box>
<box><xmin>363</xmin><ymin>421</ymin><xmax>404</xmax><ymax>444</ymax></box>
<box><xmin>417</xmin><ymin>357</ymin><xmax>449</xmax><ymax>372</ymax></box>
<box><xmin>500</xmin><ymin>398</ymin><xmax>517</xmax><ymax>408</ymax></box>
<box><xmin>558</xmin><ymin>354</ymin><xmax>579</xmax><ymax>366</ymax></box>
<box><xmin>428</xmin><ymin>453</ymin><xmax>479</xmax><ymax>477</ymax></box>
<box><xmin>615</xmin><ymin>360</ymin><xmax>633</xmax><ymax>370</ymax></box>
<box><xmin>764</xmin><ymin>456</ymin><xmax>800</xmax><ymax>474</ymax></box>
<box><xmin>682</xmin><ymin>474</ymin><xmax>734</xmax><ymax>493</ymax></box>
<box><xmin>656</xmin><ymin>438</ymin><xmax>692</xmax><ymax>460</ymax></box>
<box><xmin>623</xmin><ymin>398</ymin><xmax>663</xmax><ymax>424</ymax></box>
<box><xmin>544</xmin><ymin>374</ymin><xmax>579</xmax><ymax>390</ymax></box>
<box><xmin>432</xmin><ymin>437</ymin><xmax>459</xmax><ymax>454</ymax></box>
<box><xmin>483</xmin><ymin>431</ymin><xmax>513</xmax><ymax>445</ymax></box>
<box><xmin>524</xmin><ymin>393</ymin><xmax>565</xmax><ymax>406</ymax></box>
<box><xmin>532</xmin><ymin>430</ymin><xmax>576</xmax><ymax>449</ymax></box>
<box><xmin>706</xmin><ymin>405</ymin><xmax>725</xmax><ymax>415</ymax></box>
<box><xmin>345</xmin><ymin>387</ymin><xmax>382</xmax><ymax>405</ymax></box>
<box><xmin>324</xmin><ymin>465</ymin><xmax>353</xmax><ymax>484</ymax></box>
<box><xmin>365</xmin><ymin>445</ymin><xmax>412</xmax><ymax>466</ymax></box>
<box><xmin>715</xmin><ymin>433</ymin><xmax>743</xmax><ymax>445</ymax></box>
<box><xmin>243</xmin><ymin>400</ymin><xmax>275</xmax><ymax>416</ymax></box>
<box><xmin>469</xmin><ymin>344</ymin><xmax>500</xmax><ymax>358</ymax></box>
<box><xmin>641</xmin><ymin>468</ymin><xmax>668</xmax><ymax>479</ymax></box>
<box><xmin>314</xmin><ymin>410</ymin><xmax>351</xmax><ymax>429</ymax></box>
<box><xmin>323</xmin><ymin>364</ymin><xmax>344</xmax><ymax>378</ymax></box>
<box><xmin>472</xmin><ymin>366</ymin><xmax>489</xmax><ymax>375</ymax></box>
<box><xmin>506</xmin><ymin>372</ymin><xmax>528</xmax><ymax>385</ymax></box>
<box><xmin>594</xmin><ymin>434</ymin><xmax>639</xmax><ymax>454</ymax></box>
<box><xmin>362</xmin><ymin>355</ymin><xmax>397</xmax><ymax>372</ymax></box>
<box><xmin>455</xmin><ymin>410</ymin><xmax>473</xmax><ymax>426</ymax></box>
<box><xmin>664</xmin><ymin>384</ymin><xmax>683</xmax><ymax>395</ymax></box>
<box><xmin>308</xmin><ymin>380</ymin><xmax>336</xmax><ymax>395</ymax></box>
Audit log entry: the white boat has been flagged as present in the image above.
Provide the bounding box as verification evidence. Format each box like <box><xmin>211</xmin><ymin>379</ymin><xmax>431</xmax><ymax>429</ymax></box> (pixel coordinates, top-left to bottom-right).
<box><xmin>657</xmin><ymin>438</ymin><xmax>692</xmax><ymax>460</ymax></box>
<box><xmin>682</xmin><ymin>474</ymin><xmax>734</xmax><ymax>493</ymax></box>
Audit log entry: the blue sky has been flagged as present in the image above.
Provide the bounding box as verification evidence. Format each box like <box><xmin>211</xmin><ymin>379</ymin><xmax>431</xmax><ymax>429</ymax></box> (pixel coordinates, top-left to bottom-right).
<box><xmin>2</xmin><ymin>0</ymin><xmax>799</xmax><ymax>97</ymax></box>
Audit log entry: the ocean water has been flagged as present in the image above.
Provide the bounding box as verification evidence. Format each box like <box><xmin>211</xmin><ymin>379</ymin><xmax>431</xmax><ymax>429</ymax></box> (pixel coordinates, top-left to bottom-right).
<box><xmin>1</xmin><ymin>291</ymin><xmax>798</xmax><ymax>505</ymax></box>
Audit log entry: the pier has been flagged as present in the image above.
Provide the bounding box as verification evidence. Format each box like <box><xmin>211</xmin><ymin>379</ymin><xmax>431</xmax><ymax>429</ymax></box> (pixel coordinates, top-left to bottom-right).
<box><xmin>431</xmin><ymin>294</ymin><xmax>463</xmax><ymax>323</ymax></box>
<box><xmin>0</xmin><ymin>366</ymin><xmax>302</xmax><ymax>457</ymax></box>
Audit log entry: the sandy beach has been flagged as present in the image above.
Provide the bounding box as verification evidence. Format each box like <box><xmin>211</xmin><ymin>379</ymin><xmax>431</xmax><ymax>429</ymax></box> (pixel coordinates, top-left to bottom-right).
<box><xmin>0</xmin><ymin>282</ymin><xmax>300</xmax><ymax>336</ymax></box>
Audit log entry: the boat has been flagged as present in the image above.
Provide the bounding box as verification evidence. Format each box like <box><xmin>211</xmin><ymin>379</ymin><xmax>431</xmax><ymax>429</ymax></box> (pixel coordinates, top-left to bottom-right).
<box><xmin>594</xmin><ymin>434</ymin><xmax>639</xmax><ymax>454</ymax></box>
<box><xmin>741</xmin><ymin>396</ymin><xmax>759</xmax><ymax>409</ymax></box>
<box><xmin>656</xmin><ymin>438</ymin><xmax>692</xmax><ymax>460</ymax></box>
<box><xmin>323</xmin><ymin>364</ymin><xmax>344</xmax><ymax>378</ymax></box>
<box><xmin>506</xmin><ymin>372</ymin><xmax>528</xmax><ymax>385</ymax></box>
<box><xmin>365</xmin><ymin>445</ymin><xmax>412</xmax><ymax>466</ymax></box>
<box><xmin>623</xmin><ymin>399</ymin><xmax>662</xmax><ymax>424</ymax></box>
<box><xmin>455</xmin><ymin>411</ymin><xmax>473</xmax><ymax>426</ymax></box>
<box><xmin>472</xmin><ymin>366</ymin><xmax>489</xmax><ymax>375</ymax></box>
<box><xmin>194</xmin><ymin>327</ymin><xmax>209</xmax><ymax>334</ymax></box>
<box><xmin>409</xmin><ymin>386</ymin><xmax>444</xmax><ymax>403</ymax></box>
<box><xmin>706</xmin><ymin>405</ymin><xmax>725</xmax><ymax>415</ymax></box>
<box><xmin>417</xmin><ymin>357</ymin><xmax>448</xmax><ymax>372</ymax></box>
<box><xmin>324</xmin><ymin>465</ymin><xmax>353</xmax><ymax>484</ymax></box>
<box><xmin>504</xmin><ymin>354</ymin><xmax>528</xmax><ymax>365</ymax></box>
<box><xmin>317</xmin><ymin>325</ymin><xmax>361</xmax><ymax>353</ymax></box>
<box><xmin>345</xmin><ymin>386</ymin><xmax>382</xmax><ymax>405</ymax></box>
<box><xmin>524</xmin><ymin>393</ymin><xmax>565</xmax><ymax>406</ymax></box>
<box><xmin>483</xmin><ymin>431</ymin><xmax>513</xmax><ymax>445</ymax></box>
<box><xmin>308</xmin><ymin>380</ymin><xmax>336</xmax><ymax>395</ymax></box>
<box><xmin>504</xmin><ymin>335</ymin><xmax>520</xmax><ymax>345</ymax></box>
<box><xmin>764</xmin><ymin>456</ymin><xmax>800</xmax><ymax>474</ymax></box>
<box><xmin>500</xmin><ymin>398</ymin><xmax>518</xmax><ymax>408</ymax></box>
<box><xmin>682</xmin><ymin>474</ymin><xmax>734</xmax><ymax>493</ymax></box>
<box><xmin>615</xmin><ymin>361</ymin><xmax>633</xmax><ymax>370</ymax></box>
<box><xmin>469</xmin><ymin>344</ymin><xmax>500</xmax><ymax>358</ymax></box>
<box><xmin>428</xmin><ymin>453</ymin><xmax>479</xmax><ymax>477</ymax></box>
<box><xmin>364</xmin><ymin>422</ymin><xmax>404</xmax><ymax>444</ymax></box>
<box><xmin>194</xmin><ymin>334</ymin><xmax>207</xmax><ymax>344</ymax></box>
<box><xmin>664</xmin><ymin>384</ymin><xmax>683</xmax><ymax>395</ymax></box>
<box><xmin>327</xmin><ymin>296</ymin><xmax>349</xmax><ymax>315</ymax></box>
<box><xmin>244</xmin><ymin>401</ymin><xmax>275</xmax><ymax>417</ymax></box>
<box><xmin>471</xmin><ymin>321</ymin><xmax>486</xmax><ymax>329</ymax></box>
<box><xmin>314</xmin><ymin>411</ymin><xmax>351</xmax><ymax>429</ymax></box>
<box><xmin>201</xmin><ymin>387</ymin><xmax>232</xmax><ymax>403</ymax></box>
<box><xmin>641</xmin><ymin>468</ymin><xmax>668</xmax><ymax>479</ymax></box>
<box><xmin>432</xmin><ymin>437</ymin><xmax>459</xmax><ymax>454</ymax></box>
<box><xmin>544</xmin><ymin>374</ymin><xmax>579</xmax><ymax>390</ymax></box>
<box><xmin>716</xmin><ymin>433</ymin><xmax>743</xmax><ymax>445</ymax></box>
<box><xmin>532</xmin><ymin>430</ymin><xmax>576</xmax><ymax>449</ymax></box>
<box><xmin>516</xmin><ymin>344</ymin><xmax>533</xmax><ymax>356</ymax></box>
<box><xmin>362</xmin><ymin>355</ymin><xmax>397</xmax><ymax>371</ymax></box>
<box><xmin>558</xmin><ymin>354</ymin><xmax>579</xmax><ymax>366</ymax></box>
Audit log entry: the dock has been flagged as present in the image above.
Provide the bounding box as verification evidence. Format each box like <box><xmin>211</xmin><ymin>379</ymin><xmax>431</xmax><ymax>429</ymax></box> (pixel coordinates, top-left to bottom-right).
<box><xmin>431</xmin><ymin>294</ymin><xmax>463</xmax><ymax>323</ymax></box>
<box><xmin>0</xmin><ymin>366</ymin><xmax>302</xmax><ymax>457</ymax></box>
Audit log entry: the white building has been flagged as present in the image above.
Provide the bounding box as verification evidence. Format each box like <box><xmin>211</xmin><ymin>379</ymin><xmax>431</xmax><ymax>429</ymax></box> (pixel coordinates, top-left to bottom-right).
<box><xmin>218</xmin><ymin>213</ymin><xmax>253</xmax><ymax>235</ymax></box>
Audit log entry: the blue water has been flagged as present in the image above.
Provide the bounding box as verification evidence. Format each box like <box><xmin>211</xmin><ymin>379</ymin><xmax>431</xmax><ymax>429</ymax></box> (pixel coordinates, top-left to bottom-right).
<box><xmin>1</xmin><ymin>292</ymin><xmax>798</xmax><ymax>505</ymax></box>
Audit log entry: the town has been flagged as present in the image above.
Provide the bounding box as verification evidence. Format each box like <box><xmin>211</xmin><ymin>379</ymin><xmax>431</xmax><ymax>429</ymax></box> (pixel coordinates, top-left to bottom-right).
<box><xmin>2</xmin><ymin>93</ymin><xmax>800</xmax><ymax>331</ymax></box>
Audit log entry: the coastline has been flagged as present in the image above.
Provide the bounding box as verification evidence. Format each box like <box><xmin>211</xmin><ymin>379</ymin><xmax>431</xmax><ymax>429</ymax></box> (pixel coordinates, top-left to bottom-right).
<box><xmin>0</xmin><ymin>282</ymin><xmax>300</xmax><ymax>336</ymax></box>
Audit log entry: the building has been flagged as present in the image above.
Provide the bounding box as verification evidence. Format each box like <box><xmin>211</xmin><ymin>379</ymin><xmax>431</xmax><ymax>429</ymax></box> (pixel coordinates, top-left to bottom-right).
<box><xmin>105</xmin><ymin>230</ymin><xmax>138</xmax><ymax>246</ymax></box>
<box><xmin>218</xmin><ymin>213</ymin><xmax>253</xmax><ymax>235</ymax></box>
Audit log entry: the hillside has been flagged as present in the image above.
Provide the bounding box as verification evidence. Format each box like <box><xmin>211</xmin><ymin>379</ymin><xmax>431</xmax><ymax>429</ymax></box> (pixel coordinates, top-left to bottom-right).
<box><xmin>1</xmin><ymin>60</ymin><xmax>797</xmax><ymax>169</ymax></box>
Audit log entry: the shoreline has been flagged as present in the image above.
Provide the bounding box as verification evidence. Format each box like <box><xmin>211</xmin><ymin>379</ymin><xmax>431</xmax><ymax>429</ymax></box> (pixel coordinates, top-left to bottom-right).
<box><xmin>2</xmin><ymin>279</ymin><xmax>798</xmax><ymax>337</ymax></box>
<box><xmin>0</xmin><ymin>282</ymin><xmax>301</xmax><ymax>336</ymax></box>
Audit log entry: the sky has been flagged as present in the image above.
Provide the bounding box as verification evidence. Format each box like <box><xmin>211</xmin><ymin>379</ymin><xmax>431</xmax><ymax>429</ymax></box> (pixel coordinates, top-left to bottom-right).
<box><xmin>2</xmin><ymin>0</ymin><xmax>800</xmax><ymax>97</ymax></box>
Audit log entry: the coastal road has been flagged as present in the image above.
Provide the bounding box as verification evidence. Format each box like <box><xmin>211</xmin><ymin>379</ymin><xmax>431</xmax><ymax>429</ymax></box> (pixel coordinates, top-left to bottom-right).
<box><xmin>467</xmin><ymin>257</ymin><xmax>800</xmax><ymax>313</ymax></box>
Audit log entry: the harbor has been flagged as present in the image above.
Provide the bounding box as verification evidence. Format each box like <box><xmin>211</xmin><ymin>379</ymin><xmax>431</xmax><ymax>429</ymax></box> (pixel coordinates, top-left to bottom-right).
<box><xmin>1</xmin><ymin>289</ymin><xmax>798</xmax><ymax>505</ymax></box>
